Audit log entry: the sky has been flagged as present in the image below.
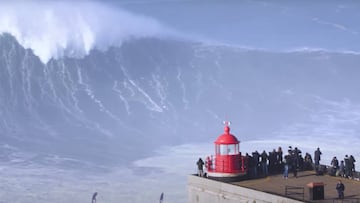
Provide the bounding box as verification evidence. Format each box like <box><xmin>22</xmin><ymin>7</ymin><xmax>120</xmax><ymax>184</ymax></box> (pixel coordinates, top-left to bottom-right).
<box><xmin>114</xmin><ymin>0</ymin><xmax>360</xmax><ymax>52</ymax></box>
<box><xmin>1</xmin><ymin>0</ymin><xmax>359</xmax><ymax>63</ymax></box>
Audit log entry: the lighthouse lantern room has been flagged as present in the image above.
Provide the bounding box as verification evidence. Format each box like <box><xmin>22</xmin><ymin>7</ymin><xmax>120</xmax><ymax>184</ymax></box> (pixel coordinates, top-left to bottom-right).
<box><xmin>206</xmin><ymin>122</ymin><xmax>248</xmax><ymax>180</ymax></box>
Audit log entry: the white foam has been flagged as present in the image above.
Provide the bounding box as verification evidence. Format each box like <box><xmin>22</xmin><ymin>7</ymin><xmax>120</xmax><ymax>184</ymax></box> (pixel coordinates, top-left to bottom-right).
<box><xmin>0</xmin><ymin>1</ymin><xmax>175</xmax><ymax>63</ymax></box>
<box><xmin>285</xmin><ymin>47</ymin><xmax>360</xmax><ymax>55</ymax></box>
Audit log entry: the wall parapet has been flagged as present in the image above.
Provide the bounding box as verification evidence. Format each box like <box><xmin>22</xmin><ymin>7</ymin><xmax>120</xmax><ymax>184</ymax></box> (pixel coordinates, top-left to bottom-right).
<box><xmin>188</xmin><ymin>175</ymin><xmax>304</xmax><ymax>203</ymax></box>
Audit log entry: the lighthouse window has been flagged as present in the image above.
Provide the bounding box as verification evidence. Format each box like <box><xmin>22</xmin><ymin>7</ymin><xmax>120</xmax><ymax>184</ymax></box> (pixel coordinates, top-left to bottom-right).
<box><xmin>228</xmin><ymin>144</ymin><xmax>237</xmax><ymax>155</ymax></box>
<box><xmin>219</xmin><ymin>145</ymin><xmax>228</xmax><ymax>155</ymax></box>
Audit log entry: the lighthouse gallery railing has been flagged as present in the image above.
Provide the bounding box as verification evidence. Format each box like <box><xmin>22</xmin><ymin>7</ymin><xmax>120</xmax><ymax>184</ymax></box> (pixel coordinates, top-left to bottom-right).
<box><xmin>206</xmin><ymin>155</ymin><xmax>248</xmax><ymax>173</ymax></box>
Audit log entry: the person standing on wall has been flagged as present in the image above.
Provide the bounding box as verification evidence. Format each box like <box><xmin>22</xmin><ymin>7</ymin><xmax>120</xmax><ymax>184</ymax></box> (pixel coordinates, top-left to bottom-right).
<box><xmin>197</xmin><ymin>158</ymin><xmax>204</xmax><ymax>177</ymax></box>
<box><xmin>330</xmin><ymin>156</ymin><xmax>339</xmax><ymax>176</ymax></box>
<box><xmin>314</xmin><ymin>147</ymin><xmax>322</xmax><ymax>175</ymax></box>
<box><xmin>349</xmin><ymin>155</ymin><xmax>356</xmax><ymax>178</ymax></box>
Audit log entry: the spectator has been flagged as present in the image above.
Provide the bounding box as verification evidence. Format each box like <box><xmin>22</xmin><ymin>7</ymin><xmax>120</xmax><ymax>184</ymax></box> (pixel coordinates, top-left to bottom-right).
<box><xmin>304</xmin><ymin>153</ymin><xmax>313</xmax><ymax>170</ymax></box>
<box><xmin>344</xmin><ymin>155</ymin><xmax>350</xmax><ymax>178</ymax></box>
<box><xmin>330</xmin><ymin>157</ymin><xmax>339</xmax><ymax>176</ymax></box>
<box><xmin>261</xmin><ymin>150</ymin><xmax>268</xmax><ymax>176</ymax></box>
<box><xmin>197</xmin><ymin>158</ymin><xmax>205</xmax><ymax>177</ymax></box>
<box><xmin>339</xmin><ymin>160</ymin><xmax>345</xmax><ymax>177</ymax></box>
<box><xmin>349</xmin><ymin>155</ymin><xmax>356</xmax><ymax>178</ymax></box>
<box><xmin>336</xmin><ymin>180</ymin><xmax>345</xmax><ymax>199</ymax></box>
<box><xmin>277</xmin><ymin>146</ymin><xmax>283</xmax><ymax>164</ymax></box>
<box><xmin>314</xmin><ymin>148</ymin><xmax>322</xmax><ymax>175</ymax></box>
<box><xmin>92</xmin><ymin>192</ymin><xmax>98</xmax><ymax>203</ymax></box>
<box><xmin>283</xmin><ymin>153</ymin><xmax>291</xmax><ymax>179</ymax></box>
<box><xmin>252</xmin><ymin>151</ymin><xmax>260</xmax><ymax>177</ymax></box>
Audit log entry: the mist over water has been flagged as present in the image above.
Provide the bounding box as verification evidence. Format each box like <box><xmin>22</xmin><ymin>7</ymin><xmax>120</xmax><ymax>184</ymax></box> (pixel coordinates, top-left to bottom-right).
<box><xmin>0</xmin><ymin>1</ymin><xmax>176</xmax><ymax>63</ymax></box>
<box><xmin>1</xmin><ymin>1</ymin><xmax>360</xmax><ymax>203</ymax></box>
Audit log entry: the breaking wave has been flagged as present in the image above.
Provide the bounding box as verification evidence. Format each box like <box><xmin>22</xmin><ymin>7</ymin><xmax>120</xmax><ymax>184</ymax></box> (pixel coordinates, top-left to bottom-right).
<box><xmin>0</xmin><ymin>1</ymin><xmax>176</xmax><ymax>63</ymax></box>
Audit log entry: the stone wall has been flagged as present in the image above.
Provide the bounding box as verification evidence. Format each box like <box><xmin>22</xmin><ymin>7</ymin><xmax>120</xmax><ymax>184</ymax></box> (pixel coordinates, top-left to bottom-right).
<box><xmin>188</xmin><ymin>175</ymin><xmax>304</xmax><ymax>203</ymax></box>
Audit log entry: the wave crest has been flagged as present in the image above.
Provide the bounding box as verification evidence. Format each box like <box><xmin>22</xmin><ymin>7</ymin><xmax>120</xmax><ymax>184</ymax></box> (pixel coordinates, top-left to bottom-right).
<box><xmin>0</xmin><ymin>2</ymin><xmax>173</xmax><ymax>63</ymax></box>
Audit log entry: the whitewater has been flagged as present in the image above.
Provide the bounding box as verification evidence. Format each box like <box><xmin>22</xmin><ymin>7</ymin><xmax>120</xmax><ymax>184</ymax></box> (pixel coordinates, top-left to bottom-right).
<box><xmin>0</xmin><ymin>1</ymin><xmax>177</xmax><ymax>63</ymax></box>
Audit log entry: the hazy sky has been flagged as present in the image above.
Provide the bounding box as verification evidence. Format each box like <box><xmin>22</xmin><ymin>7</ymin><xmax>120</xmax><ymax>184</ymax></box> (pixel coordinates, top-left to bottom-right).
<box><xmin>2</xmin><ymin>0</ymin><xmax>359</xmax><ymax>63</ymax></box>
<box><xmin>112</xmin><ymin>0</ymin><xmax>360</xmax><ymax>52</ymax></box>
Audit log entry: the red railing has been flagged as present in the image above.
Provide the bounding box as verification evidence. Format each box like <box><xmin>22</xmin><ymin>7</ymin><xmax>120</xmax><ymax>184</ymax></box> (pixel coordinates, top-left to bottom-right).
<box><xmin>206</xmin><ymin>155</ymin><xmax>248</xmax><ymax>173</ymax></box>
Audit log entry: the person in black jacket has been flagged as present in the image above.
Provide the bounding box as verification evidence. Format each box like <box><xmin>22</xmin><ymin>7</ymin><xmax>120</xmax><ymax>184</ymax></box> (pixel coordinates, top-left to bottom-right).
<box><xmin>260</xmin><ymin>150</ymin><xmax>268</xmax><ymax>176</ymax></box>
<box><xmin>92</xmin><ymin>192</ymin><xmax>98</xmax><ymax>203</ymax></box>
<box><xmin>314</xmin><ymin>147</ymin><xmax>322</xmax><ymax>174</ymax></box>
<box><xmin>336</xmin><ymin>180</ymin><xmax>345</xmax><ymax>199</ymax></box>
<box><xmin>197</xmin><ymin>158</ymin><xmax>204</xmax><ymax>177</ymax></box>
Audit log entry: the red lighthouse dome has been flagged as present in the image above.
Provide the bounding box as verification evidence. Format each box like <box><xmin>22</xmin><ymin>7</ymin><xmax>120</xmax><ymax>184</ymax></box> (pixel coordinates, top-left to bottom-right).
<box><xmin>206</xmin><ymin>122</ymin><xmax>248</xmax><ymax>181</ymax></box>
<box><xmin>214</xmin><ymin>125</ymin><xmax>239</xmax><ymax>145</ymax></box>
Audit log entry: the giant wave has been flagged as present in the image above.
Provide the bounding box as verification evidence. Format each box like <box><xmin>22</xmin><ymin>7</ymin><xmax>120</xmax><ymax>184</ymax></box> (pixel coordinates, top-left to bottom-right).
<box><xmin>0</xmin><ymin>1</ymin><xmax>176</xmax><ymax>63</ymax></box>
<box><xmin>2</xmin><ymin>30</ymin><xmax>360</xmax><ymax>167</ymax></box>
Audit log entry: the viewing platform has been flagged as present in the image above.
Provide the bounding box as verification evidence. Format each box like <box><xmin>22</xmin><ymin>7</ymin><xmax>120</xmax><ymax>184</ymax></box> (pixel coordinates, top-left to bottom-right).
<box><xmin>188</xmin><ymin>169</ymin><xmax>360</xmax><ymax>203</ymax></box>
<box><xmin>233</xmin><ymin>170</ymin><xmax>360</xmax><ymax>203</ymax></box>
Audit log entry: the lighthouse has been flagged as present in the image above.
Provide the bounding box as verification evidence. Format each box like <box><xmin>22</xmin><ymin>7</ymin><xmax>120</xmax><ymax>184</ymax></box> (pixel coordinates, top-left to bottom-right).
<box><xmin>206</xmin><ymin>122</ymin><xmax>248</xmax><ymax>180</ymax></box>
